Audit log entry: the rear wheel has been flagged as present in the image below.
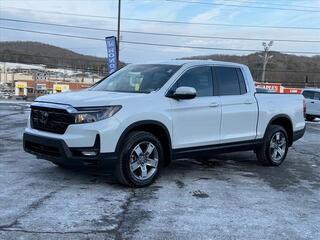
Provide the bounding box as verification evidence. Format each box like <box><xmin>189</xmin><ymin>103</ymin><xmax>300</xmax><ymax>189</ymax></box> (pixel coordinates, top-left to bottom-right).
<box><xmin>256</xmin><ymin>125</ymin><xmax>289</xmax><ymax>166</ymax></box>
<box><xmin>115</xmin><ymin>131</ymin><xmax>164</xmax><ymax>187</ymax></box>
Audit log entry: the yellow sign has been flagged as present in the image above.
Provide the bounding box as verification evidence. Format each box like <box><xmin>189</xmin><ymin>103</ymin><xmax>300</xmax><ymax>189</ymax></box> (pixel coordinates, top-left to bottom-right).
<box><xmin>53</xmin><ymin>84</ymin><xmax>69</xmax><ymax>92</ymax></box>
<box><xmin>15</xmin><ymin>82</ymin><xmax>27</xmax><ymax>89</ymax></box>
<box><xmin>55</xmin><ymin>85</ymin><xmax>62</xmax><ymax>91</ymax></box>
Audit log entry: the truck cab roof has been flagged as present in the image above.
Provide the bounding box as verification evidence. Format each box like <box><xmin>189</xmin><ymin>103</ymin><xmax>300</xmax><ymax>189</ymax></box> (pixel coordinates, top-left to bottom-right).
<box><xmin>302</xmin><ymin>88</ymin><xmax>320</xmax><ymax>93</ymax></box>
<box><xmin>133</xmin><ymin>60</ymin><xmax>247</xmax><ymax>68</ymax></box>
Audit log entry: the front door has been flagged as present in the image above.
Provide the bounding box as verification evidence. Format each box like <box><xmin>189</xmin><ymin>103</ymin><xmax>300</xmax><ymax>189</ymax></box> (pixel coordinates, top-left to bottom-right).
<box><xmin>169</xmin><ymin>66</ymin><xmax>221</xmax><ymax>149</ymax></box>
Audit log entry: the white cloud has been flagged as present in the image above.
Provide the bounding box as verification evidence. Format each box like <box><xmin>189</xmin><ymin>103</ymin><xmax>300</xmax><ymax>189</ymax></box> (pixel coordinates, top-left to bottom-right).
<box><xmin>186</xmin><ymin>39</ymin><xmax>210</xmax><ymax>45</ymax></box>
<box><xmin>190</xmin><ymin>8</ymin><xmax>222</xmax><ymax>22</ymax></box>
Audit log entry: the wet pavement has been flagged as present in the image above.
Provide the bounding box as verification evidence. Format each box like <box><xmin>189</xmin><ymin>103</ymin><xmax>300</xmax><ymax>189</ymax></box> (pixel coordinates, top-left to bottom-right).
<box><xmin>0</xmin><ymin>104</ymin><xmax>319</xmax><ymax>240</ymax></box>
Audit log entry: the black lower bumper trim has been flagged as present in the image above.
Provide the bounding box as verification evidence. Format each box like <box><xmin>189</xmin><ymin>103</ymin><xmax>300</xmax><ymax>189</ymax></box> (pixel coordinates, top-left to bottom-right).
<box><xmin>293</xmin><ymin>126</ymin><xmax>306</xmax><ymax>142</ymax></box>
<box><xmin>23</xmin><ymin>133</ymin><xmax>118</xmax><ymax>169</ymax></box>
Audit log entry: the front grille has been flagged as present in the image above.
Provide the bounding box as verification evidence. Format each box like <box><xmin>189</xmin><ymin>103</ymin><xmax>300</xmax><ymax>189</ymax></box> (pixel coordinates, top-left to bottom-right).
<box><xmin>31</xmin><ymin>106</ymin><xmax>75</xmax><ymax>134</ymax></box>
<box><xmin>25</xmin><ymin>141</ymin><xmax>61</xmax><ymax>157</ymax></box>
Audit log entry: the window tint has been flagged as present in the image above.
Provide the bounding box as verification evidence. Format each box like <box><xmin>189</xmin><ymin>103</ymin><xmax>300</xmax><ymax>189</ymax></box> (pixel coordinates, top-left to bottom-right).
<box><xmin>302</xmin><ymin>91</ymin><xmax>314</xmax><ymax>99</ymax></box>
<box><xmin>215</xmin><ymin>67</ymin><xmax>242</xmax><ymax>96</ymax></box>
<box><xmin>176</xmin><ymin>66</ymin><xmax>213</xmax><ymax>97</ymax></box>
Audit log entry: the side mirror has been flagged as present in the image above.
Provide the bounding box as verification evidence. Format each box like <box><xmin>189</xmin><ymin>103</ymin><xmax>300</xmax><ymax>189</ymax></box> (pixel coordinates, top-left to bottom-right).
<box><xmin>170</xmin><ymin>86</ymin><xmax>196</xmax><ymax>100</ymax></box>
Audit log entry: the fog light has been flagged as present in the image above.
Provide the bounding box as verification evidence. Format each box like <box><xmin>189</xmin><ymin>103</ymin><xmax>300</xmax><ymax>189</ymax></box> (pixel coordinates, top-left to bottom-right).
<box><xmin>81</xmin><ymin>151</ymin><xmax>98</xmax><ymax>156</ymax></box>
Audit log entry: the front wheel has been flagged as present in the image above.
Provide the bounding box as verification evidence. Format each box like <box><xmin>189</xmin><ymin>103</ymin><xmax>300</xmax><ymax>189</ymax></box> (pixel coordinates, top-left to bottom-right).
<box><xmin>256</xmin><ymin>125</ymin><xmax>289</xmax><ymax>166</ymax></box>
<box><xmin>115</xmin><ymin>131</ymin><xmax>164</xmax><ymax>187</ymax></box>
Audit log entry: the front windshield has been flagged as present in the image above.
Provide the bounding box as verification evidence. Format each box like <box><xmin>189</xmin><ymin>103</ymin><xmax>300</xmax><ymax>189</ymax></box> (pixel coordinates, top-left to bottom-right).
<box><xmin>90</xmin><ymin>64</ymin><xmax>181</xmax><ymax>93</ymax></box>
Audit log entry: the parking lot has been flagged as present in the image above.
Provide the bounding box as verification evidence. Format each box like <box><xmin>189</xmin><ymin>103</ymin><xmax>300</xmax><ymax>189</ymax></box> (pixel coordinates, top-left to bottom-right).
<box><xmin>0</xmin><ymin>103</ymin><xmax>319</xmax><ymax>240</ymax></box>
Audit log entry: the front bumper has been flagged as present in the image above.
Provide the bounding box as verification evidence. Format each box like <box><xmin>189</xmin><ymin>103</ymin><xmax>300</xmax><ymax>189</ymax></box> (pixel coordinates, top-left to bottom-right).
<box><xmin>23</xmin><ymin>132</ymin><xmax>118</xmax><ymax>169</ymax></box>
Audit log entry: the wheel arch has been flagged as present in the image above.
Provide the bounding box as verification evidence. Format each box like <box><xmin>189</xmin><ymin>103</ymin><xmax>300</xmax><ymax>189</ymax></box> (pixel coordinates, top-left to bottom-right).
<box><xmin>265</xmin><ymin>114</ymin><xmax>294</xmax><ymax>146</ymax></box>
<box><xmin>115</xmin><ymin>120</ymin><xmax>172</xmax><ymax>165</ymax></box>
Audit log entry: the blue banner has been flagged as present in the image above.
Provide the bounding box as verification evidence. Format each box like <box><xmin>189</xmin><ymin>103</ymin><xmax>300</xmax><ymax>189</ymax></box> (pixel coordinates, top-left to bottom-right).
<box><xmin>105</xmin><ymin>36</ymin><xmax>118</xmax><ymax>74</ymax></box>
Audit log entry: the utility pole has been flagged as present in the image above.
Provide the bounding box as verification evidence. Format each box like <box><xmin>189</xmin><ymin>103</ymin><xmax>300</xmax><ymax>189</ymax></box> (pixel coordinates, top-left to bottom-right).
<box><xmin>117</xmin><ymin>0</ymin><xmax>121</xmax><ymax>68</ymax></box>
<box><xmin>305</xmin><ymin>75</ymin><xmax>309</xmax><ymax>87</ymax></box>
<box><xmin>4</xmin><ymin>62</ymin><xmax>7</xmax><ymax>84</ymax></box>
<box><xmin>259</xmin><ymin>41</ymin><xmax>274</xmax><ymax>83</ymax></box>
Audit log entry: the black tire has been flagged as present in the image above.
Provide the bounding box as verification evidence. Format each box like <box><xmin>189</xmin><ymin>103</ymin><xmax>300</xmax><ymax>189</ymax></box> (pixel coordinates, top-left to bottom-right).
<box><xmin>52</xmin><ymin>162</ymin><xmax>70</xmax><ymax>169</ymax></box>
<box><xmin>115</xmin><ymin>131</ymin><xmax>164</xmax><ymax>187</ymax></box>
<box><xmin>306</xmin><ymin>115</ymin><xmax>315</xmax><ymax>121</ymax></box>
<box><xmin>256</xmin><ymin>125</ymin><xmax>289</xmax><ymax>166</ymax></box>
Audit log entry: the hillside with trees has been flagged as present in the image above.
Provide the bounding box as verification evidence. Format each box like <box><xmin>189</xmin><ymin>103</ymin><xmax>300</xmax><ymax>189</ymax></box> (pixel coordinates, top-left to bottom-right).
<box><xmin>0</xmin><ymin>41</ymin><xmax>114</xmax><ymax>75</ymax></box>
<box><xmin>0</xmin><ymin>41</ymin><xmax>319</xmax><ymax>88</ymax></box>
<box><xmin>181</xmin><ymin>52</ymin><xmax>320</xmax><ymax>88</ymax></box>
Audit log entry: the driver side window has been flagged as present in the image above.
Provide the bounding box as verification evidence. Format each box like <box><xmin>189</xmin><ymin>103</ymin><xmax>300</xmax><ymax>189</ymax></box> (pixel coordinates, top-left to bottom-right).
<box><xmin>175</xmin><ymin>66</ymin><xmax>213</xmax><ymax>97</ymax></box>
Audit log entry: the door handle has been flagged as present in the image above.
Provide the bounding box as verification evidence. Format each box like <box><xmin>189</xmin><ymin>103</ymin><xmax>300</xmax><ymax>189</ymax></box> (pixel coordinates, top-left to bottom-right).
<box><xmin>209</xmin><ymin>102</ymin><xmax>219</xmax><ymax>107</ymax></box>
<box><xmin>311</xmin><ymin>101</ymin><xmax>315</xmax><ymax>103</ymax></box>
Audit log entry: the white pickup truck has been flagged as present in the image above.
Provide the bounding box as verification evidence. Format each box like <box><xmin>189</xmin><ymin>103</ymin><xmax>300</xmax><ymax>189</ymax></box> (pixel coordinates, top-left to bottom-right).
<box><xmin>23</xmin><ymin>60</ymin><xmax>306</xmax><ymax>187</ymax></box>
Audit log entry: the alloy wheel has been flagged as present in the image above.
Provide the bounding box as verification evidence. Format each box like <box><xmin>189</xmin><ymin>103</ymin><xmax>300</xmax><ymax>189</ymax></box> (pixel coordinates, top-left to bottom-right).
<box><xmin>269</xmin><ymin>132</ymin><xmax>287</xmax><ymax>163</ymax></box>
<box><xmin>129</xmin><ymin>141</ymin><xmax>159</xmax><ymax>181</ymax></box>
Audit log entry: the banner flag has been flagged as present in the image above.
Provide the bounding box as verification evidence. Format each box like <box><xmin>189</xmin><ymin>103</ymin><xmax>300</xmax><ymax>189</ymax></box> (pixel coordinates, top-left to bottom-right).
<box><xmin>105</xmin><ymin>36</ymin><xmax>118</xmax><ymax>74</ymax></box>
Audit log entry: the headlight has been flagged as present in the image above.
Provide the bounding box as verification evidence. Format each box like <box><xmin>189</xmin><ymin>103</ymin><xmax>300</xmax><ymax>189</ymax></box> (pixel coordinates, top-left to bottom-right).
<box><xmin>74</xmin><ymin>106</ymin><xmax>122</xmax><ymax>124</ymax></box>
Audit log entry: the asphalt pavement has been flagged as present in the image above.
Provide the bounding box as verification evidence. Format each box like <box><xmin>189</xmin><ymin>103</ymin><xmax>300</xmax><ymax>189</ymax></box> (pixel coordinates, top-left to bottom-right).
<box><xmin>0</xmin><ymin>104</ymin><xmax>319</xmax><ymax>240</ymax></box>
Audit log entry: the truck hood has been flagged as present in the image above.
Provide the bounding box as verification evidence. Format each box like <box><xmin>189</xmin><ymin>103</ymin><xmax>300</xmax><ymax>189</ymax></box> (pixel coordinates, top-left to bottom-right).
<box><xmin>35</xmin><ymin>90</ymin><xmax>148</xmax><ymax>107</ymax></box>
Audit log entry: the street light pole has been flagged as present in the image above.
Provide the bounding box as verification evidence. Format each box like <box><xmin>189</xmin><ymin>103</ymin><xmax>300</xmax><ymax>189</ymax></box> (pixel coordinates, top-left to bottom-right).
<box><xmin>259</xmin><ymin>41</ymin><xmax>274</xmax><ymax>83</ymax></box>
<box><xmin>117</xmin><ymin>0</ymin><xmax>121</xmax><ymax>69</ymax></box>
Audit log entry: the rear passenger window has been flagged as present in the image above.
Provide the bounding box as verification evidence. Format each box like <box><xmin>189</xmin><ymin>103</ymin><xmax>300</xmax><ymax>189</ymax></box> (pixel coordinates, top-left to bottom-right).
<box><xmin>303</xmin><ymin>91</ymin><xmax>314</xmax><ymax>99</ymax></box>
<box><xmin>215</xmin><ymin>67</ymin><xmax>245</xmax><ymax>96</ymax></box>
<box><xmin>176</xmin><ymin>66</ymin><xmax>213</xmax><ymax>97</ymax></box>
<box><xmin>314</xmin><ymin>92</ymin><xmax>320</xmax><ymax>100</ymax></box>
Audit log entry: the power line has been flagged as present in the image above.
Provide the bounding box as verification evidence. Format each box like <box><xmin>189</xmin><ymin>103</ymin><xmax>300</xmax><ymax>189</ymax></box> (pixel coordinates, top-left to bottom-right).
<box><xmin>165</xmin><ymin>0</ymin><xmax>320</xmax><ymax>13</ymax></box>
<box><xmin>221</xmin><ymin>0</ymin><xmax>320</xmax><ymax>10</ymax></box>
<box><xmin>2</xmin><ymin>7</ymin><xmax>320</xmax><ymax>30</ymax></box>
<box><xmin>121</xmin><ymin>40</ymin><xmax>320</xmax><ymax>55</ymax></box>
<box><xmin>1</xmin><ymin>26</ymin><xmax>320</xmax><ymax>55</ymax></box>
<box><xmin>1</xmin><ymin>18</ymin><xmax>320</xmax><ymax>44</ymax></box>
<box><xmin>0</xmin><ymin>26</ymin><xmax>103</xmax><ymax>41</ymax></box>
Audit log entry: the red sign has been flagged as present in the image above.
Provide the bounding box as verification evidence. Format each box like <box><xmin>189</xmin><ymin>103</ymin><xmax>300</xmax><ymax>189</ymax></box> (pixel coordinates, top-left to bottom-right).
<box><xmin>255</xmin><ymin>83</ymin><xmax>281</xmax><ymax>93</ymax></box>
<box><xmin>283</xmin><ymin>88</ymin><xmax>302</xmax><ymax>94</ymax></box>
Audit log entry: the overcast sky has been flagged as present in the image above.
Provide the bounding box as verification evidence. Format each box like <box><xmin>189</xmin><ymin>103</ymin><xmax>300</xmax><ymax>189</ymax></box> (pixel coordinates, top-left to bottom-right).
<box><xmin>0</xmin><ymin>0</ymin><xmax>319</xmax><ymax>63</ymax></box>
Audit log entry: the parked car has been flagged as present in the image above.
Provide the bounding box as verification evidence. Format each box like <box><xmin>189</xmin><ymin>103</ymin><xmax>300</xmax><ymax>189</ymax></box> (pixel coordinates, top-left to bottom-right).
<box><xmin>302</xmin><ymin>88</ymin><xmax>320</xmax><ymax>121</ymax></box>
<box><xmin>23</xmin><ymin>60</ymin><xmax>306</xmax><ymax>187</ymax></box>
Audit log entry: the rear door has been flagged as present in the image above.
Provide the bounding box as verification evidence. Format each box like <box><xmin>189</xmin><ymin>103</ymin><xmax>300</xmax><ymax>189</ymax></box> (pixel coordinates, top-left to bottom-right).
<box><xmin>214</xmin><ymin>66</ymin><xmax>258</xmax><ymax>143</ymax></box>
<box><xmin>169</xmin><ymin>66</ymin><xmax>221</xmax><ymax>149</ymax></box>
